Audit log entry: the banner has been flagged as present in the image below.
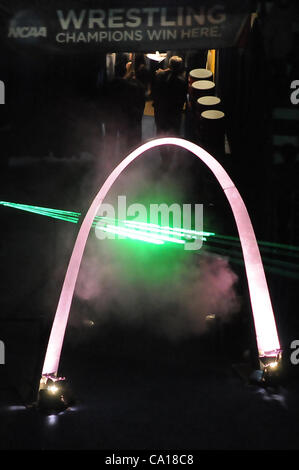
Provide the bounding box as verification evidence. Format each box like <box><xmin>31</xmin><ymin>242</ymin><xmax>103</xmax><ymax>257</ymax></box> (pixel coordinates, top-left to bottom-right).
<box><xmin>1</xmin><ymin>1</ymin><xmax>251</xmax><ymax>53</ymax></box>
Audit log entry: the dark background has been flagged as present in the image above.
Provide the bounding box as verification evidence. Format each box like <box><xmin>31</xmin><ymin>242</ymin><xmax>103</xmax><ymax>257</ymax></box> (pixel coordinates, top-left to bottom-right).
<box><xmin>0</xmin><ymin>0</ymin><xmax>299</xmax><ymax>452</ymax></box>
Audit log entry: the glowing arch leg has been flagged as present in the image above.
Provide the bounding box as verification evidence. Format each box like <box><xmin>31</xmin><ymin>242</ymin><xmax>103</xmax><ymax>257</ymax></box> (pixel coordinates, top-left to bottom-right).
<box><xmin>42</xmin><ymin>138</ymin><xmax>280</xmax><ymax>376</ymax></box>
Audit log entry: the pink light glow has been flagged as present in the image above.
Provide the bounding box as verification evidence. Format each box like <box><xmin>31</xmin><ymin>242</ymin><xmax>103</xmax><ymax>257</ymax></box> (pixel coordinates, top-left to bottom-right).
<box><xmin>41</xmin><ymin>138</ymin><xmax>280</xmax><ymax>376</ymax></box>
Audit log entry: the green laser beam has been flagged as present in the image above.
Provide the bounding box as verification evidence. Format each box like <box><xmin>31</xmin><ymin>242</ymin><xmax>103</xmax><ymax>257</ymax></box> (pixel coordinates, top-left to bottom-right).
<box><xmin>212</xmin><ymin>232</ymin><xmax>299</xmax><ymax>252</ymax></box>
<box><xmin>102</xmin><ymin>223</ymin><xmax>186</xmax><ymax>245</ymax></box>
<box><xmin>204</xmin><ymin>247</ymin><xmax>299</xmax><ymax>280</ymax></box>
<box><xmin>0</xmin><ymin>201</ymin><xmax>80</xmax><ymax>216</ymax></box>
<box><xmin>0</xmin><ymin>202</ymin><xmax>79</xmax><ymax>222</ymax></box>
<box><xmin>204</xmin><ymin>244</ymin><xmax>299</xmax><ymax>279</ymax></box>
<box><xmin>206</xmin><ymin>240</ymin><xmax>299</xmax><ymax>270</ymax></box>
<box><xmin>0</xmin><ymin>201</ymin><xmax>204</xmax><ymax>245</ymax></box>
<box><xmin>208</xmin><ymin>236</ymin><xmax>299</xmax><ymax>260</ymax></box>
<box><xmin>0</xmin><ymin>202</ymin><xmax>210</xmax><ymax>241</ymax></box>
<box><xmin>99</xmin><ymin>225</ymin><xmax>165</xmax><ymax>245</ymax></box>
<box><xmin>125</xmin><ymin>219</ymin><xmax>214</xmax><ymax>237</ymax></box>
<box><xmin>2</xmin><ymin>201</ymin><xmax>299</xmax><ymax>255</ymax></box>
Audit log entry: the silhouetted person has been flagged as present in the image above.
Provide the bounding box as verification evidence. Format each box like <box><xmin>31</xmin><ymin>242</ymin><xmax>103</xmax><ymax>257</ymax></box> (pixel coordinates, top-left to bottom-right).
<box><xmin>152</xmin><ymin>56</ymin><xmax>187</xmax><ymax>170</ymax></box>
<box><xmin>101</xmin><ymin>60</ymin><xmax>146</xmax><ymax>169</ymax></box>
<box><xmin>134</xmin><ymin>53</ymin><xmax>151</xmax><ymax>98</ymax></box>
<box><xmin>122</xmin><ymin>61</ymin><xmax>146</xmax><ymax>149</ymax></box>
<box><xmin>114</xmin><ymin>52</ymin><xmax>130</xmax><ymax>78</ymax></box>
<box><xmin>101</xmin><ymin>74</ymin><xmax>128</xmax><ymax>168</ymax></box>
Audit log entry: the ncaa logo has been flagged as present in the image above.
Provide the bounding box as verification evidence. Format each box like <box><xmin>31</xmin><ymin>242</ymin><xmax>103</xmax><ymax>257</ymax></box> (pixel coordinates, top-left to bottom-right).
<box><xmin>8</xmin><ymin>9</ymin><xmax>47</xmax><ymax>41</ymax></box>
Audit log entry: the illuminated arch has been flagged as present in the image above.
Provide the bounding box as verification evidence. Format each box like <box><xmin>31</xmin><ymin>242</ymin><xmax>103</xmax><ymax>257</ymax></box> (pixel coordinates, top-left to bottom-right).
<box><xmin>42</xmin><ymin>137</ymin><xmax>280</xmax><ymax>376</ymax></box>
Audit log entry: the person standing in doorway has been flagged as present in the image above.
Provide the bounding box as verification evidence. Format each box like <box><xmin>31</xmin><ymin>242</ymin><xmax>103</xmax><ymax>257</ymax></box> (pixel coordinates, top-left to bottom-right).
<box><xmin>152</xmin><ymin>56</ymin><xmax>187</xmax><ymax>170</ymax></box>
<box><xmin>122</xmin><ymin>61</ymin><xmax>146</xmax><ymax>150</ymax></box>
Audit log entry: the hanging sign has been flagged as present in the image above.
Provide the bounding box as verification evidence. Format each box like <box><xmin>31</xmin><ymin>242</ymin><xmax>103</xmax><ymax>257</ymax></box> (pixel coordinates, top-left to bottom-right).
<box><xmin>3</xmin><ymin>1</ymin><xmax>251</xmax><ymax>52</ymax></box>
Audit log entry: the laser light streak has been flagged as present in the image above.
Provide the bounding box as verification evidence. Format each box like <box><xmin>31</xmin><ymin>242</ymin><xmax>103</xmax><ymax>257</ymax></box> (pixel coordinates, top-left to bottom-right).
<box><xmin>125</xmin><ymin>219</ymin><xmax>213</xmax><ymax>237</ymax></box>
<box><xmin>1</xmin><ymin>201</ymin><xmax>297</xmax><ymax>279</ymax></box>
<box><xmin>3</xmin><ymin>200</ymin><xmax>297</xmax><ymax>257</ymax></box>
<box><xmin>97</xmin><ymin>225</ymin><xmax>165</xmax><ymax>245</ymax></box>
<box><xmin>0</xmin><ymin>201</ymin><xmax>206</xmax><ymax>247</ymax></box>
